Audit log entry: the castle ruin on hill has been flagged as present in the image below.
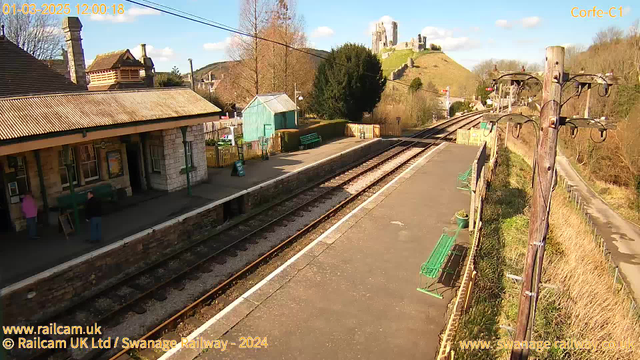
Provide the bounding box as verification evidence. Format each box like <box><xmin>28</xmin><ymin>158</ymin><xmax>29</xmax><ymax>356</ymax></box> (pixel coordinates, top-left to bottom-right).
<box><xmin>371</xmin><ymin>20</ymin><xmax>426</xmax><ymax>55</ymax></box>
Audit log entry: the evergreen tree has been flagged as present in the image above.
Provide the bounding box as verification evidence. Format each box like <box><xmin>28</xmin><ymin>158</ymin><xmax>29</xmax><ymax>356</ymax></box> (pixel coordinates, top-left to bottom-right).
<box><xmin>310</xmin><ymin>43</ymin><xmax>386</xmax><ymax>121</ymax></box>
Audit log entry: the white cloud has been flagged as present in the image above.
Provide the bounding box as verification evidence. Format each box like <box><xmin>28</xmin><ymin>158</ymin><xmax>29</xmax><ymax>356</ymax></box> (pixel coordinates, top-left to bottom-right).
<box><xmin>495</xmin><ymin>19</ymin><xmax>512</xmax><ymax>29</ymax></box>
<box><xmin>622</xmin><ymin>6</ymin><xmax>632</xmax><ymax>16</ymax></box>
<box><xmin>311</xmin><ymin>26</ymin><xmax>334</xmax><ymax>38</ymax></box>
<box><xmin>421</xmin><ymin>26</ymin><xmax>478</xmax><ymax>51</ymax></box>
<box><xmin>203</xmin><ymin>37</ymin><xmax>232</xmax><ymax>51</ymax></box>
<box><xmin>470</xmin><ymin>26</ymin><xmax>481</xmax><ymax>32</ymax></box>
<box><xmin>521</xmin><ymin>16</ymin><xmax>541</xmax><ymax>28</ymax></box>
<box><xmin>130</xmin><ymin>44</ymin><xmax>175</xmax><ymax>62</ymax></box>
<box><xmin>90</xmin><ymin>6</ymin><xmax>160</xmax><ymax>23</ymax></box>
<box><xmin>496</xmin><ymin>16</ymin><xmax>542</xmax><ymax>29</ymax></box>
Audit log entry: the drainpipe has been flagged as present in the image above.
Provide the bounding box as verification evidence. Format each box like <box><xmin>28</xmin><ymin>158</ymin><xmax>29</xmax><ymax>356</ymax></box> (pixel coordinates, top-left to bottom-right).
<box><xmin>34</xmin><ymin>150</ymin><xmax>50</xmax><ymax>225</ymax></box>
<box><xmin>180</xmin><ymin>126</ymin><xmax>192</xmax><ymax>196</ymax></box>
<box><xmin>63</xmin><ymin>145</ymin><xmax>79</xmax><ymax>228</ymax></box>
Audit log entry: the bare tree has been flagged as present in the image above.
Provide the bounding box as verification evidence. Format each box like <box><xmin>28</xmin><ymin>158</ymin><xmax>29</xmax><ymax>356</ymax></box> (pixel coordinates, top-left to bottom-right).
<box><xmin>630</xmin><ymin>19</ymin><xmax>640</xmax><ymax>84</ymax></box>
<box><xmin>228</xmin><ymin>0</ymin><xmax>271</xmax><ymax>99</ymax></box>
<box><xmin>473</xmin><ymin>59</ymin><xmax>541</xmax><ymax>80</ymax></box>
<box><xmin>593</xmin><ymin>26</ymin><xmax>624</xmax><ymax>45</ymax></box>
<box><xmin>262</xmin><ymin>0</ymin><xmax>308</xmax><ymax>97</ymax></box>
<box><xmin>564</xmin><ymin>45</ymin><xmax>586</xmax><ymax>71</ymax></box>
<box><xmin>0</xmin><ymin>1</ymin><xmax>63</xmax><ymax>59</ymax></box>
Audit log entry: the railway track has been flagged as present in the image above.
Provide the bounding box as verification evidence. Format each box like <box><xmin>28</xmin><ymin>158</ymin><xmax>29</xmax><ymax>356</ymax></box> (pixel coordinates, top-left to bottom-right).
<box><xmin>7</xmin><ymin>111</ymin><xmax>484</xmax><ymax>360</ymax></box>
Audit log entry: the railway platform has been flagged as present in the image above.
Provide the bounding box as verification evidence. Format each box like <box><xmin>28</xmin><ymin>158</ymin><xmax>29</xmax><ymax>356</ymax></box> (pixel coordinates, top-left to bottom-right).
<box><xmin>0</xmin><ymin>137</ymin><xmax>376</xmax><ymax>290</ymax></box>
<box><xmin>164</xmin><ymin>142</ymin><xmax>479</xmax><ymax>360</ymax></box>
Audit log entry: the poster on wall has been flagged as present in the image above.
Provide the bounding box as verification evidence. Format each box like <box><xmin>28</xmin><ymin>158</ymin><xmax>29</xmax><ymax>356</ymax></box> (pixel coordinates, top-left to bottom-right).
<box><xmin>107</xmin><ymin>150</ymin><xmax>124</xmax><ymax>178</ymax></box>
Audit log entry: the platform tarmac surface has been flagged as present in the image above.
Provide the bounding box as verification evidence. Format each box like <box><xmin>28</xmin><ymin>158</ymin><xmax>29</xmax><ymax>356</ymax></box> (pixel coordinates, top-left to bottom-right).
<box><xmin>0</xmin><ymin>137</ymin><xmax>373</xmax><ymax>289</ymax></box>
<box><xmin>167</xmin><ymin>143</ymin><xmax>479</xmax><ymax>360</ymax></box>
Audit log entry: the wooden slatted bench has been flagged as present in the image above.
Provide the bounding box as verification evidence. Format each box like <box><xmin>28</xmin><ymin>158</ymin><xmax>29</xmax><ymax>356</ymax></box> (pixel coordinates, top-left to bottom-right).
<box><xmin>417</xmin><ymin>225</ymin><xmax>463</xmax><ymax>298</ymax></box>
<box><xmin>300</xmin><ymin>133</ymin><xmax>322</xmax><ymax>149</ymax></box>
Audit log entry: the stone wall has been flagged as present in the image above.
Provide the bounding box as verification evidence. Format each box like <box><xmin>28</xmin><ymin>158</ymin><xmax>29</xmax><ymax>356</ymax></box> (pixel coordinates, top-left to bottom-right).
<box><xmin>0</xmin><ymin>138</ymin><xmax>391</xmax><ymax>324</ymax></box>
<box><xmin>143</xmin><ymin>125</ymin><xmax>208</xmax><ymax>192</ymax></box>
<box><xmin>162</xmin><ymin>125</ymin><xmax>208</xmax><ymax>192</ymax></box>
<box><xmin>390</xmin><ymin>63</ymin><xmax>408</xmax><ymax>81</ymax></box>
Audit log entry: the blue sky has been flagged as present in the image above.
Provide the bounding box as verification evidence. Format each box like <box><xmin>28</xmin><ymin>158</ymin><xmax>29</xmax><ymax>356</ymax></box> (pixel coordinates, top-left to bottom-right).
<box><xmin>38</xmin><ymin>1</ymin><xmax>636</xmax><ymax>73</ymax></box>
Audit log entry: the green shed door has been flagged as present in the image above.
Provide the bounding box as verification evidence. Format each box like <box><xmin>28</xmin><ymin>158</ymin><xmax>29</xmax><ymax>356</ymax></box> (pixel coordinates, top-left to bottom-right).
<box><xmin>273</xmin><ymin>113</ymin><xmax>284</xmax><ymax>130</ymax></box>
<box><xmin>264</xmin><ymin>123</ymin><xmax>274</xmax><ymax>138</ymax></box>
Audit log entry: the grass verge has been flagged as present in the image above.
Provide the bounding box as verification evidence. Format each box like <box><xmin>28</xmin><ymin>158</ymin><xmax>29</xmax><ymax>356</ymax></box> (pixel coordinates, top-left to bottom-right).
<box><xmin>453</xmin><ymin>147</ymin><xmax>640</xmax><ymax>359</ymax></box>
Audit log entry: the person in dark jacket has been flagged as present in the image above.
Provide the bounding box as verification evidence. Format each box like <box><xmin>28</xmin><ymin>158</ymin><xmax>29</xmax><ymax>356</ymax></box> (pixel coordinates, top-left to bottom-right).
<box><xmin>85</xmin><ymin>191</ymin><xmax>102</xmax><ymax>243</ymax></box>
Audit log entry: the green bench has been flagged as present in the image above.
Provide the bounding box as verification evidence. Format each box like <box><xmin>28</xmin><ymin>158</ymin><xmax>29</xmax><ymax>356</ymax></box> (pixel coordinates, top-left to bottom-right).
<box><xmin>417</xmin><ymin>225</ymin><xmax>464</xmax><ymax>299</ymax></box>
<box><xmin>300</xmin><ymin>133</ymin><xmax>322</xmax><ymax>149</ymax></box>
<box><xmin>56</xmin><ymin>184</ymin><xmax>116</xmax><ymax>212</ymax></box>
<box><xmin>457</xmin><ymin>166</ymin><xmax>473</xmax><ymax>191</ymax></box>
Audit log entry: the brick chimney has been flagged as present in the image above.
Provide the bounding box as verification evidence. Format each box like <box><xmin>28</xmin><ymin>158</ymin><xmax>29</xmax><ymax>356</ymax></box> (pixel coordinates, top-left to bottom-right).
<box><xmin>62</xmin><ymin>17</ymin><xmax>87</xmax><ymax>88</ymax></box>
<box><xmin>138</xmin><ymin>43</ymin><xmax>155</xmax><ymax>87</ymax></box>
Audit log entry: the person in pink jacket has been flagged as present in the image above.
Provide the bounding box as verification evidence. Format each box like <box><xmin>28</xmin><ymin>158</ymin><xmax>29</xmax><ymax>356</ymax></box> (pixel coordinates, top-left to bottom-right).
<box><xmin>21</xmin><ymin>191</ymin><xmax>39</xmax><ymax>239</ymax></box>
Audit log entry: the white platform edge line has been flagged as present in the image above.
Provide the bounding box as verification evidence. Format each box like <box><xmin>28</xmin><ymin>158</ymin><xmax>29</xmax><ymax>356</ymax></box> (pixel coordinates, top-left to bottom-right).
<box><xmin>158</xmin><ymin>142</ymin><xmax>447</xmax><ymax>360</ymax></box>
<box><xmin>0</xmin><ymin>139</ymin><xmax>379</xmax><ymax>297</ymax></box>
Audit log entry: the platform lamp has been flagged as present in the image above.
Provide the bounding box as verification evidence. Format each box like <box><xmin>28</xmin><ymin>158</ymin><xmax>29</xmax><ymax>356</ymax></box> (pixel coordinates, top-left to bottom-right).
<box><xmin>294</xmin><ymin>83</ymin><xmax>303</xmax><ymax>127</ymax></box>
<box><xmin>62</xmin><ymin>145</ymin><xmax>79</xmax><ymax>229</ymax></box>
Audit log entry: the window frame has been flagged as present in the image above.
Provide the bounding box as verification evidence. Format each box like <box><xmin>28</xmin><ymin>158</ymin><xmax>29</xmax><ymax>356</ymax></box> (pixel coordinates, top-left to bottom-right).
<box><xmin>149</xmin><ymin>145</ymin><xmax>163</xmax><ymax>173</ymax></box>
<box><xmin>58</xmin><ymin>148</ymin><xmax>78</xmax><ymax>187</ymax></box>
<box><xmin>15</xmin><ymin>155</ymin><xmax>29</xmax><ymax>195</ymax></box>
<box><xmin>79</xmin><ymin>144</ymin><xmax>100</xmax><ymax>182</ymax></box>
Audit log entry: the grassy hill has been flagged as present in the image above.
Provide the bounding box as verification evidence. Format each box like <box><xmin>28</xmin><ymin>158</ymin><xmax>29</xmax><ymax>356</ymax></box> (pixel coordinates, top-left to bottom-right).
<box><xmin>380</xmin><ymin>49</ymin><xmax>430</xmax><ymax>77</ymax></box>
<box><xmin>191</xmin><ymin>60</ymin><xmax>236</xmax><ymax>81</ymax></box>
<box><xmin>190</xmin><ymin>48</ymin><xmax>329</xmax><ymax>81</ymax></box>
<box><xmin>381</xmin><ymin>50</ymin><xmax>479</xmax><ymax>98</ymax></box>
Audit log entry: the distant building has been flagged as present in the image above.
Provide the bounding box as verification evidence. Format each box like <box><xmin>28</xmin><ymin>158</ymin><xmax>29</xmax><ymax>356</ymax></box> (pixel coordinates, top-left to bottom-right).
<box><xmin>193</xmin><ymin>71</ymin><xmax>223</xmax><ymax>94</ymax></box>
<box><xmin>393</xmin><ymin>34</ymin><xmax>427</xmax><ymax>52</ymax></box>
<box><xmin>371</xmin><ymin>19</ymin><xmax>426</xmax><ymax>54</ymax></box>
<box><xmin>242</xmin><ymin>93</ymin><xmax>297</xmax><ymax>142</ymax></box>
<box><xmin>86</xmin><ymin>47</ymin><xmax>155</xmax><ymax>91</ymax></box>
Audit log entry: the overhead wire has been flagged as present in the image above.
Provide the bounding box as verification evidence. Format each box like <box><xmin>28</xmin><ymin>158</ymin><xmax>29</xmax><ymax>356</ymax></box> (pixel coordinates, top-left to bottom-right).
<box><xmin>125</xmin><ymin>0</ymin><xmax>449</xmax><ymax>97</ymax></box>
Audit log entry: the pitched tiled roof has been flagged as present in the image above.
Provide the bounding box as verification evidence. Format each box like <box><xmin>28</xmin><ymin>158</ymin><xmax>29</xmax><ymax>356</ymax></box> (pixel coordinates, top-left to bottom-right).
<box><xmin>42</xmin><ymin>59</ymin><xmax>69</xmax><ymax>78</ymax></box>
<box><xmin>0</xmin><ymin>88</ymin><xmax>221</xmax><ymax>141</ymax></box>
<box><xmin>86</xmin><ymin>49</ymin><xmax>144</xmax><ymax>72</ymax></box>
<box><xmin>247</xmin><ymin>93</ymin><xmax>297</xmax><ymax>114</ymax></box>
<box><xmin>0</xmin><ymin>36</ymin><xmax>85</xmax><ymax>97</ymax></box>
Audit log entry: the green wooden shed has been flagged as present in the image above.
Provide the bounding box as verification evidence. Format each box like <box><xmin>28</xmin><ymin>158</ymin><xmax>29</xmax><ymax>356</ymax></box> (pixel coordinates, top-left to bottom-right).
<box><xmin>242</xmin><ymin>93</ymin><xmax>297</xmax><ymax>142</ymax></box>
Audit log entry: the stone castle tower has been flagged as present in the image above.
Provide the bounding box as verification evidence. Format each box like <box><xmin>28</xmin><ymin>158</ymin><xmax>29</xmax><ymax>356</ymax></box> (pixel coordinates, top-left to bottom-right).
<box><xmin>371</xmin><ymin>20</ymin><xmax>398</xmax><ymax>54</ymax></box>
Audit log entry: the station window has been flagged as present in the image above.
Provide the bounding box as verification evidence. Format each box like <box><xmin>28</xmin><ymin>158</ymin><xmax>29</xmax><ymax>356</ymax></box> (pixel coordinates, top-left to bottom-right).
<box><xmin>79</xmin><ymin>144</ymin><xmax>100</xmax><ymax>181</ymax></box>
<box><xmin>58</xmin><ymin>149</ymin><xmax>78</xmax><ymax>187</ymax></box>
<box><xmin>150</xmin><ymin>145</ymin><xmax>163</xmax><ymax>173</ymax></box>
<box><xmin>15</xmin><ymin>156</ymin><xmax>29</xmax><ymax>194</ymax></box>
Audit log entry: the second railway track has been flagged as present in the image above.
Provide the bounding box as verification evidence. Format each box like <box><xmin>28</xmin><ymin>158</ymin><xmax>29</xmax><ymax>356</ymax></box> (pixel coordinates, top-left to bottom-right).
<box><xmin>8</xmin><ymin>112</ymin><xmax>484</xmax><ymax>360</ymax></box>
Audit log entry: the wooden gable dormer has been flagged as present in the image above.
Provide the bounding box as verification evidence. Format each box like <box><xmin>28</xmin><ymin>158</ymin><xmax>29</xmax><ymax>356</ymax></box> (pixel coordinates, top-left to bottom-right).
<box><xmin>86</xmin><ymin>49</ymin><xmax>146</xmax><ymax>91</ymax></box>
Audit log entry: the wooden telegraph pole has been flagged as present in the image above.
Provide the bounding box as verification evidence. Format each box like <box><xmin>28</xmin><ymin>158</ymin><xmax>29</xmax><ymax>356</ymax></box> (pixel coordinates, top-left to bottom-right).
<box><xmin>510</xmin><ymin>46</ymin><xmax>564</xmax><ymax>360</ymax></box>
